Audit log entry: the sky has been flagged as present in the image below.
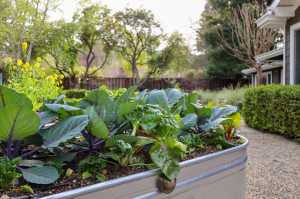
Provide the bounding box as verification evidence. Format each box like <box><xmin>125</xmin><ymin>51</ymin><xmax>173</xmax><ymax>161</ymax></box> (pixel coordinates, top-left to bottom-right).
<box><xmin>53</xmin><ymin>0</ymin><xmax>207</xmax><ymax>53</ymax></box>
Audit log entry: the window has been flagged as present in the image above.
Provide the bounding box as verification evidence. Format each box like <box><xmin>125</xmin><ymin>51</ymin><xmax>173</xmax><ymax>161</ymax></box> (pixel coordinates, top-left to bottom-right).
<box><xmin>254</xmin><ymin>72</ymin><xmax>272</xmax><ymax>87</ymax></box>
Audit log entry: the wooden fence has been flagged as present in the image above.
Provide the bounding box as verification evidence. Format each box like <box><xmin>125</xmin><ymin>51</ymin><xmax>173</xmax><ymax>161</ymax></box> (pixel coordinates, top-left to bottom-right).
<box><xmin>63</xmin><ymin>77</ymin><xmax>247</xmax><ymax>92</ymax></box>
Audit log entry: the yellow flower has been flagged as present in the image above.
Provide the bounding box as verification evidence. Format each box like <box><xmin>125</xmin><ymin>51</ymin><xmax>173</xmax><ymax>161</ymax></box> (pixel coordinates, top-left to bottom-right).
<box><xmin>36</xmin><ymin>57</ymin><xmax>41</xmax><ymax>62</ymax></box>
<box><xmin>7</xmin><ymin>57</ymin><xmax>12</xmax><ymax>62</ymax></box>
<box><xmin>28</xmin><ymin>67</ymin><xmax>33</xmax><ymax>71</ymax></box>
<box><xmin>22</xmin><ymin>42</ymin><xmax>27</xmax><ymax>51</ymax></box>
<box><xmin>24</xmin><ymin>63</ymin><xmax>29</xmax><ymax>68</ymax></box>
<box><xmin>60</xmin><ymin>75</ymin><xmax>64</xmax><ymax>79</ymax></box>
<box><xmin>12</xmin><ymin>66</ymin><xmax>17</xmax><ymax>70</ymax></box>
<box><xmin>34</xmin><ymin>79</ymin><xmax>38</xmax><ymax>82</ymax></box>
<box><xmin>29</xmin><ymin>72</ymin><xmax>32</xmax><ymax>75</ymax></box>
<box><xmin>17</xmin><ymin>60</ymin><xmax>22</xmax><ymax>66</ymax></box>
<box><xmin>60</xmin><ymin>80</ymin><xmax>63</xmax><ymax>84</ymax></box>
<box><xmin>40</xmin><ymin>68</ymin><xmax>44</xmax><ymax>71</ymax></box>
<box><xmin>35</xmin><ymin>63</ymin><xmax>40</xmax><ymax>68</ymax></box>
<box><xmin>56</xmin><ymin>87</ymin><xmax>59</xmax><ymax>91</ymax></box>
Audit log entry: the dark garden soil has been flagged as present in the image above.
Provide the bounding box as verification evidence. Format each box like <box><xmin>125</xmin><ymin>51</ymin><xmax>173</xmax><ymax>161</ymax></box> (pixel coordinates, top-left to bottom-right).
<box><xmin>5</xmin><ymin>138</ymin><xmax>243</xmax><ymax>198</ymax></box>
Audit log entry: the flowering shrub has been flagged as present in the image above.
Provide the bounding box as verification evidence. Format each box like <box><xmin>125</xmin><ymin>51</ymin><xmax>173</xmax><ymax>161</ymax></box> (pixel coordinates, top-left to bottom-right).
<box><xmin>7</xmin><ymin>56</ymin><xmax>64</xmax><ymax>111</ymax></box>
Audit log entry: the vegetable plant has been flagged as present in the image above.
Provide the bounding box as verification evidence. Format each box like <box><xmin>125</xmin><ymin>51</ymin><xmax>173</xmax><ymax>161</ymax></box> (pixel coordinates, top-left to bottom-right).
<box><xmin>78</xmin><ymin>155</ymin><xmax>107</xmax><ymax>181</ymax></box>
<box><xmin>0</xmin><ymin>156</ymin><xmax>34</xmax><ymax>194</ymax></box>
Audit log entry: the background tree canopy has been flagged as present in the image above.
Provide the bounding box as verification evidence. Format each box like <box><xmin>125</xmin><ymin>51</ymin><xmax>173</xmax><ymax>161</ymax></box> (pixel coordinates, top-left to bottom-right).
<box><xmin>194</xmin><ymin>0</ymin><xmax>273</xmax><ymax>80</ymax></box>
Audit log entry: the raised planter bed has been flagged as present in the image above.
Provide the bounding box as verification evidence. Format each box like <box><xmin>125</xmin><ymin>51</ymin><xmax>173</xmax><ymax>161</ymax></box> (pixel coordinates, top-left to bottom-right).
<box><xmin>42</xmin><ymin>135</ymin><xmax>248</xmax><ymax>199</ymax></box>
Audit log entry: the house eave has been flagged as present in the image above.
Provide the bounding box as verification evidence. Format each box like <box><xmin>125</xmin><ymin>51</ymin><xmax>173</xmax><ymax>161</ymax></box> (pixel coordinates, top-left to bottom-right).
<box><xmin>242</xmin><ymin>61</ymin><xmax>283</xmax><ymax>75</ymax></box>
<box><xmin>256</xmin><ymin>14</ymin><xmax>287</xmax><ymax>28</ymax></box>
<box><xmin>255</xmin><ymin>47</ymin><xmax>284</xmax><ymax>62</ymax></box>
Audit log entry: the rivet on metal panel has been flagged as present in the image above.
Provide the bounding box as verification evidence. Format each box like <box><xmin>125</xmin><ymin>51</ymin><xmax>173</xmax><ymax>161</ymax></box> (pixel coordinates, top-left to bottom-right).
<box><xmin>158</xmin><ymin>176</ymin><xmax>176</xmax><ymax>194</ymax></box>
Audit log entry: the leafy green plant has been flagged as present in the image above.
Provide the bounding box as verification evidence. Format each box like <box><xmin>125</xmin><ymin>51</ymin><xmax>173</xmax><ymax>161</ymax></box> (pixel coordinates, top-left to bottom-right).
<box><xmin>0</xmin><ymin>156</ymin><xmax>34</xmax><ymax>194</ymax></box>
<box><xmin>223</xmin><ymin>112</ymin><xmax>241</xmax><ymax>141</ymax></box>
<box><xmin>179</xmin><ymin>133</ymin><xmax>204</xmax><ymax>148</ymax></box>
<box><xmin>78</xmin><ymin>155</ymin><xmax>107</xmax><ymax>181</ymax></box>
<box><xmin>7</xmin><ymin>57</ymin><xmax>63</xmax><ymax>111</ymax></box>
<box><xmin>44</xmin><ymin>157</ymin><xmax>66</xmax><ymax>184</ymax></box>
<box><xmin>110</xmin><ymin>140</ymin><xmax>135</xmax><ymax>167</ymax></box>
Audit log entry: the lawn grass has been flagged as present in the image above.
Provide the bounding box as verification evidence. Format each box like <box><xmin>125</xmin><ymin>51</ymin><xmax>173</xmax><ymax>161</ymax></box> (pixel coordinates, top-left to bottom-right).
<box><xmin>65</xmin><ymin>98</ymin><xmax>79</xmax><ymax>103</ymax></box>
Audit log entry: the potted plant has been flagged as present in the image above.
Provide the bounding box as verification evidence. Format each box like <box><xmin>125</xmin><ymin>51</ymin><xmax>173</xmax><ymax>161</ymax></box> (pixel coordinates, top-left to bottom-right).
<box><xmin>0</xmin><ymin>85</ymin><xmax>248</xmax><ymax>199</ymax></box>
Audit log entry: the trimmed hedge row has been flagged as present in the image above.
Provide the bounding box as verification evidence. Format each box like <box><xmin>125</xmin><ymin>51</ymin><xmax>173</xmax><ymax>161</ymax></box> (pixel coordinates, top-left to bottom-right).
<box><xmin>62</xmin><ymin>89</ymin><xmax>88</xmax><ymax>98</ymax></box>
<box><xmin>243</xmin><ymin>84</ymin><xmax>300</xmax><ymax>140</ymax></box>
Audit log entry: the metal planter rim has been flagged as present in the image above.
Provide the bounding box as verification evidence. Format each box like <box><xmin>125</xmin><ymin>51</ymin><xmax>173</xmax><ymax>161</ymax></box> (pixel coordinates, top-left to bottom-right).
<box><xmin>40</xmin><ymin>134</ymin><xmax>248</xmax><ymax>199</ymax></box>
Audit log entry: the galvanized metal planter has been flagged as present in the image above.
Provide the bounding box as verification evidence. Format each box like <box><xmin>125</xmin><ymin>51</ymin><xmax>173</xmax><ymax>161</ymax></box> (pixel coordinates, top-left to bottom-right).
<box><xmin>42</xmin><ymin>135</ymin><xmax>248</xmax><ymax>199</ymax></box>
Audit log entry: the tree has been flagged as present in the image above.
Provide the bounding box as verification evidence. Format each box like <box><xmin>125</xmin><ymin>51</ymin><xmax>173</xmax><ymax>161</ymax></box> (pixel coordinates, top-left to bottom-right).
<box><xmin>217</xmin><ymin>2</ymin><xmax>281</xmax><ymax>85</ymax></box>
<box><xmin>139</xmin><ymin>31</ymin><xmax>192</xmax><ymax>88</ymax></box>
<box><xmin>0</xmin><ymin>0</ymin><xmax>58</xmax><ymax>61</ymax></box>
<box><xmin>195</xmin><ymin>0</ymin><xmax>272</xmax><ymax>80</ymax></box>
<box><xmin>103</xmin><ymin>7</ymin><xmax>164</xmax><ymax>85</ymax></box>
<box><xmin>39</xmin><ymin>2</ymin><xmax>113</xmax><ymax>89</ymax></box>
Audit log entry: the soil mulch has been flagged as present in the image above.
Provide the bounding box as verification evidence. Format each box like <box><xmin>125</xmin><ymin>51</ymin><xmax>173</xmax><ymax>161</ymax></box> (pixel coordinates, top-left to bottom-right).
<box><xmin>4</xmin><ymin>138</ymin><xmax>243</xmax><ymax>198</ymax></box>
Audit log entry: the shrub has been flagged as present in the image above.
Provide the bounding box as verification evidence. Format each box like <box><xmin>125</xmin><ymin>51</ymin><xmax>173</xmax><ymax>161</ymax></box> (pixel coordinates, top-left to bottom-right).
<box><xmin>7</xmin><ymin>57</ymin><xmax>63</xmax><ymax>111</ymax></box>
<box><xmin>63</xmin><ymin>89</ymin><xmax>88</xmax><ymax>98</ymax></box>
<box><xmin>197</xmin><ymin>83</ymin><xmax>246</xmax><ymax>108</ymax></box>
<box><xmin>243</xmin><ymin>84</ymin><xmax>300</xmax><ymax>139</ymax></box>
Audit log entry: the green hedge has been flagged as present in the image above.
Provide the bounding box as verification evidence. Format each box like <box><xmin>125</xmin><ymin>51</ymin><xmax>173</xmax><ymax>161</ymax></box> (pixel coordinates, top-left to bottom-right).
<box><xmin>62</xmin><ymin>89</ymin><xmax>88</xmax><ymax>99</ymax></box>
<box><xmin>243</xmin><ymin>84</ymin><xmax>300</xmax><ymax>140</ymax></box>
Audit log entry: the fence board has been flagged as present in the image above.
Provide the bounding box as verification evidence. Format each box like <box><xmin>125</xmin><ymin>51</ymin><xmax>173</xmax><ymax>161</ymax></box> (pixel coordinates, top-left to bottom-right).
<box><xmin>62</xmin><ymin>77</ymin><xmax>247</xmax><ymax>91</ymax></box>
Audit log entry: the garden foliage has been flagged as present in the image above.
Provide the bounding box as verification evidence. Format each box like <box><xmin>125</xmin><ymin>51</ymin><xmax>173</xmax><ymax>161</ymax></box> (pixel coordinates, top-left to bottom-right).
<box><xmin>63</xmin><ymin>89</ymin><xmax>88</xmax><ymax>98</ymax></box>
<box><xmin>243</xmin><ymin>84</ymin><xmax>300</xmax><ymax>140</ymax></box>
<box><xmin>6</xmin><ymin>57</ymin><xmax>63</xmax><ymax>111</ymax></box>
<box><xmin>0</xmin><ymin>83</ymin><xmax>241</xmax><ymax>189</ymax></box>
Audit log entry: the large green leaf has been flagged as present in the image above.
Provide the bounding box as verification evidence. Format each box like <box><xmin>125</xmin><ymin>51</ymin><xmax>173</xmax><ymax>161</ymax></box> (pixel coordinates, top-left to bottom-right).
<box><xmin>183</xmin><ymin>104</ymin><xmax>211</xmax><ymax>125</ymax></box>
<box><xmin>149</xmin><ymin>139</ymin><xmax>182</xmax><ymax>180</ymax></box>
<box><xmin>0</xmin><ymin>105</ymin><xmax>40</xmax><ymax>142</ymax></box>
<box><xmin>114</xmin><ymin>85</ymin><xmax>138</xmax><ymax>109</ymax></box>
<box><xmin>84</xmin><ymin>107</ymin><xmax>109</xmax><ymax>139</ymax></box>
<box><xmin>40</xmin><ymin>115</ymin><xmax>89</xmax><ymax>148</ymax></box>
<box><xmin>0</xmin><ymin>85</ymin><xmax>33</xmax><ymax>109</ymax></box>
<box><xmin>94</xmin><ymin>99</ymin><xmax>115</xmax><ymax>125</ymax></box>
<box><xmin>152</xmin><ymin>114</ymin><xmax>180</xmax><ymax>140</ymax></box>
<box><xmin>80</xmin><ymin>89</ymin><xmax>110</xmax><ymax>109</ymax></box>
<box><xmin>38</xmin><ymin>111</ymin><xmax>60</xmax><ymax>130</ymax></box>
<box><xmin>181</xmin><ymin>113</ymin><xmax>198</xmax><ymax>130</ymax></box>
<box><xmin>105</xmin><ymin>135</ymin><xmax>139</xmax><ymax>147</ymax></box>
<box><xmin>126</xmin><ymin>105</ymin><xmax>167</xmax><ymax>135</ymax></box>
<box><xmin>184</xmin><ymin>93</ymin><xmax>199</xmax><ymax>108</ymax></box>
<box><xmin>158</xmin><ymin>99</ymin><xmax>171</xmax><ymax>113</ymax></box>
<box><xmin>135</xmin><ymin>89</ymin><xmax>148</xmax><ymax>101</ymax></box>
<box><xmin>117</xmin><ymin>101</ymin><xmax>139</xmax><ymax>124</ymax></box>
<box><xmin>56</xmin><ymin>152</ymin><xmax>77</xmax><ymax>163</ymax></box>
<box><xmin>164</xmin><ymin>88</ymin><xmax>183</xmax><ymax>108</ymax></box>
<box><xmin>20</xmin><ymin>166</ymin><xmax>58</xmax><ymax>184</ymax></box>
<box><xmin>19</xmin><ymin>160</ymin><xmax>45</xmax><ymax>167</ymax></box>
<box><xmin>45</xmin><ymin>104</ymin><xmax>84</xmax><ymax>119</ymax></box>
<box><xmin>200</xmin><ymin>106</ymin><xmax>237</xmax><ymax>131</ymax></box>
<box><xmin>146</xmin><ymin>90</ymin><xmax>168</xmax><ymax>105</ymax></box>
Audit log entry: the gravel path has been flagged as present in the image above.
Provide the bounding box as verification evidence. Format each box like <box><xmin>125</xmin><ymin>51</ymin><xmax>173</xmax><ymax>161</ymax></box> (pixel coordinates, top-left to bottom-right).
<box><xmin>238</xmin><ymin>120</ymin><xmax>300</xmax><ymax>199</ymax></box>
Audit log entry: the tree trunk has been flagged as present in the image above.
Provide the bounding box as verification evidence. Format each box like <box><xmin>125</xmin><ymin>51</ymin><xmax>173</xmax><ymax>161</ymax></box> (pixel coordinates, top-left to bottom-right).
<box><xmin>74</xmin><ymin>77</ymin><xmax>81</xmax><ymax>89</ymax></box>
<box><xmin>256</xmin><ymin>63</ymin><xmax>263</xmax><ymax>86</ymax></box>
<box><xmin>131</xmin><ymin>58</ymin><xmax>140</xmax><ymax>85</ymax></box>
<box><xmin>17</xmin><ymin>39</ymin><xmax>22</xmax><ymax>60</ymax></box>
<box><xmin>137</xmin><ymin>72</ymin><xmax>152</xmax><ymax>90</ymax></box>
<box><xmin>27</xmin><ymin>40</ymin><xmax>34</xmax><ymax>63</ymax></box>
